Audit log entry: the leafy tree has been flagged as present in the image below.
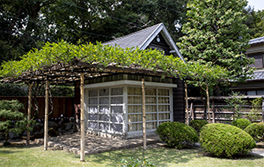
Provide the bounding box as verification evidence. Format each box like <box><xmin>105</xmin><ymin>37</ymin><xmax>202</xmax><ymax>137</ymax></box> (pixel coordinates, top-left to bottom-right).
<box><xmin>185</xmin><ymin>62</ymin><xmax>228</xmax><ymax>121</ymax></box>
<box><xmin>0</xmin><ymin>100</ymin><xmax>35</xmax><ymax>145</ymax></box>
<box><xmin>178</xmin><ymin>0</ymin><xmax>254</xmax><ymax>84</ymax></box>
<box><xmin>224</xmin><ymin>92</ymin><xmax>247</xmax><ymax>120</ymax></box>
<box><xmin>0</xmin><ymin>0</ymin><xmax>188</xmax><ymax>64</ymax></box>
<box><xmin>245</xmin><ymin>9</ymin><xmax>264</xmax><ymax>38</ymax></box>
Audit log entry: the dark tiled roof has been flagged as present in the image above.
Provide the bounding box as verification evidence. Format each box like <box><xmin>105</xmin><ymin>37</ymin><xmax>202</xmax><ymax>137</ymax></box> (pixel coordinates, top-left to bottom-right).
<box><xmin>103</xmin><ymin>23</ymin><xmax>184</xmax><ymax>60</ymax></box>
<box><xmin>249</xmin><ymin>36</ymin><xmax>264</xmax><ymax>45</ymax></box>
<box><xmin>247</xmin><ymin>70</ymin><xmax>264</xmax><ymax>81</ymax></box>
<box><xmin>103</xmin><ymin>23</ymin><xmax>162</xmax><ymax>49</ymax></box>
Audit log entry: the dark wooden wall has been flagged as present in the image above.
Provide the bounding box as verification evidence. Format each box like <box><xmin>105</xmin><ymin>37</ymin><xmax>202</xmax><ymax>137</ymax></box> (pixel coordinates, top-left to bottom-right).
<box><xmin>172</xmin><ymin>78</ymin><xmax>185</xmax><ymax>123</ymax></box>
<box><xmin>0</xmin><ymin>96</ymin><xmax>74</xmax><ymax>119</ymax></box>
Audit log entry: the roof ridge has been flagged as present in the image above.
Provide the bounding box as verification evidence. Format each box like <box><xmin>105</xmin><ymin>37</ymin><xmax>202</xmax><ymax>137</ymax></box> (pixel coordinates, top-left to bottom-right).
<box><xmin>139</xmin><ymin>23</ymin><xmax>163</xmax><ymax>49</ymax></box>
<box><xmin>102</xmin><ymin>23</ymin><xmax>162</xmax><ymax>45</ymax></box>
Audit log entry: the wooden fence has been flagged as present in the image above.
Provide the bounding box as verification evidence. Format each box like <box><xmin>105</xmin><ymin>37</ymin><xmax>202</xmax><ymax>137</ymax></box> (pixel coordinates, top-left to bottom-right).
<box><xmin>0</xmin><ymin>96</ymin><xmax>75</xmax><ymax>119</ymax></box>
<box><xmin>187</xmin><ymin>96</ymin><xmax>264</xmax><ymax>123</ymax></box>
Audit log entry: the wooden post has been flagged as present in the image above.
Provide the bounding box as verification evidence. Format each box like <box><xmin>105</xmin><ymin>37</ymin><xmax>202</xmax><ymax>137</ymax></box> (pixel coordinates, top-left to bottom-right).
<box><xmin>44</xmin><ymin>80</ymin><xmax>49</xmax><ymax>150</ymax></box>
<box><xmin>184</xmin><ymin>82</ymin><xmax>189</xmax><ymax>125</ymax></box>
<box><xmin>262</xmin><ymin>101</ymin><xmax>264</xmax><ymax>123</ymax></box>
<box><xmin>206</xmin><ymin>83</ymin><xmax>210</xmax><ymax>122</ymax></box>
<box><xmin>212</xmin><ymin>99</ymin><xmax>215</xmax><ymax>123</ymax></box>
<box><xmin>142</xmin><ymin>78</ymin><xmax>146</xmax><ymax>150</ymax></box>
<box><xmin>80</xmin><ymin>73</ymin><xmax>85</xmax><ymax>161</ymax></box>
<box><xmin>27</xmin><ymin>83</ymin><xmax>32</xmax><ymax>145</ymax></box>
<box><xmin>190</xmin><ymin>102</ymin><xmax>194</xmax><ymax>120</ymax></box>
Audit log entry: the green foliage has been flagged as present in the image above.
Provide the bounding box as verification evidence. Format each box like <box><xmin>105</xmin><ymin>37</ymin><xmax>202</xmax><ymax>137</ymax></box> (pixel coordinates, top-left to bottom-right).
<box><xmin>178</xmin><ymin>0</ymin><xmax>254</xmax><ymax>82</ymax></box>
<box><xmin>189</xmin><ymin>120</ymin><xmax>208</xmax><ymax>134</ymax></box>
<box><xmin>247</xmin><ymin>98</ymin><xmax>263</xmax><ymax>122</ymax></box>
<box><xmin>0</xmin><ymin>83</ymin><xmax>74</xmax><ymax>97</ymax></box>
<box><xmin>231</xmin><ymin>118</ymin><xmax>251</xmax><ymax>130</ymax></box>
<box><xmin>118</xmin><ymin>157</ymin><xmax>155</xmax><ymax>167</ymax></box>
<box><xmin>244</xmin><ymin>122</ymin><xmax>264</xmax><ymax>142</ymax></box>
<box><xmin>156</xmin><ymin>122</ymin><xmax>198</xmax><ymax>148</ymax></box>
<box><xmin>0</xmin><ymin>40</ymin><xmax>186</xmax><ymax>79</ymax></box>
<box><xmin>0</xmin><ymin>100</ymin><xmax>36</xmax><ymax>142</ymax></box>
<box><xmin>0</xmin><ymin>83</ymin><xmax>28</xmax><ymax>96</ymax></box>
<box><xmin>245</xmin><ymin>8</ymin><xmax>264</xmax><ymax>38</ymax></box>
<box><xmin>224</xmin><ymin>92</ymin><xmax>247</xmax><ymax>120</ymax></box>
<box><xmin>199</xmin><ymin>123</ymin><xmax>256</xmax><ymax>158</ymax></box>
<box><xmin>0</xmin><ymin>0</ymin><xmax>188</xmax><ymax>64</ymax></box>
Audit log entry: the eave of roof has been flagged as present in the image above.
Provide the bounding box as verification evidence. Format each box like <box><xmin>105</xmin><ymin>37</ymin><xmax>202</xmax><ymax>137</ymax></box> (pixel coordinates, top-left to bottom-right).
<box><xmin>249</xmin><ymin>36</ymin><xmax>264</xmax><ymax>45</ymax></box>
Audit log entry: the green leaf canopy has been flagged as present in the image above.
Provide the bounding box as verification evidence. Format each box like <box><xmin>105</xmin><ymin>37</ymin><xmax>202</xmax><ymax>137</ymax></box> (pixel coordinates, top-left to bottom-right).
<box><xmin>0</xmin><ymin>40</ymin><xmax>186</xmax><ymax>80</ymax></box>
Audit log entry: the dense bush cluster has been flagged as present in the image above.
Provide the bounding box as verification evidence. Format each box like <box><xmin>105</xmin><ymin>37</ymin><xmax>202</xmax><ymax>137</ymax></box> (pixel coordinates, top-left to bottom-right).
<box><xmin>199</xmin><ymin>123</ymin><xmax>256</xmax><ymax>158</ymax></box>
<box><xmin>189</xmin><ymin>120</ymin><xmax>208</xmax><ymax>134</ymax></box>
<box><xmin>245</xmin><ymin>122</ymin><xmax>264</xmax><ymax>142</ymax></box>
<box><xmin>156</xmin><ymin>122</ymin><xmax>198</xmax><ymax>148</ymax></box>
<box><xmin>231</xmin><ymin>118</ymin><xmax>251</xmax><ymax>130</ymax></box>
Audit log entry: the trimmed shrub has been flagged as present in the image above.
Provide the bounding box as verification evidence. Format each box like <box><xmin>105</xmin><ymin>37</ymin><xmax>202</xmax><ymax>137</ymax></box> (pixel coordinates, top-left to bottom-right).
<box><xmin>189</xmin><ymin>120</ymin><xmax>208</xmax><ymax>134</ymax></box>
<box><xmin>156</xmin><ymin>122</ymin><xmax>198</xmax><ymax>148</ymax></box>
<box><xmin>244</xmin><ymin>122</ymin><xmax>264</xmax><ymax>142</ymax></box>
<box><xmin>118</xmin><ymin>157</ymin><xmax>155</xmax><ymax>167</ymax></box>
<box><xmin>199</xmin><ymin>123</ymin><xmax>256</xmax><ymax>158</ymax></box>
<box><xmin>231</xmin><ymin>118</ymin><xmax>251</xmax><ymax>130</ymax></box>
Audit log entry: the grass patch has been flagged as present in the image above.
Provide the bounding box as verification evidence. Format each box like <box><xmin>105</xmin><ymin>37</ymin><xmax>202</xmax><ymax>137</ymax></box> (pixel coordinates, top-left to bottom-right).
<box><xmin>0</xmin><ymin>145</ymin><xmax>264</xmax><ymax>167</ymax></box>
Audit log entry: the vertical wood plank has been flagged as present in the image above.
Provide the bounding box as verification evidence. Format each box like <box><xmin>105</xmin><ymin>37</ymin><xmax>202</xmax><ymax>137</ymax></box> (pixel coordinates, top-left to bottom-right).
<box><xmin>142</xmin><ymin>78</ymin><xmax>146</xmax><ymax>150</ymax></box>
<box><xmin>80</xmin><ymin>73</ymin><xmax>85</xmax><ymax>161</ymax></box>
<box><xmin>44</xmin><ymin>80</ymin><xmax>49</xmax><ymax>150</ymax></box>
<box><xmin>27</xmin><ymin>83</ymin><xmax>32</xmax><ymax>145</ymax></box>
<box><xmin>212</xmin><ymin>99</ymin><xmax>215</xmax><ymax>123</ymax></box>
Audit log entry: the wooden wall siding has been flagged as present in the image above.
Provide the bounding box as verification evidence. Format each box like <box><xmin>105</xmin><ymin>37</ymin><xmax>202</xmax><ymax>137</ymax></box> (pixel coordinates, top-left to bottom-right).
<box><xmin>172</xmin><ymin>78</ymin><xmax>185</xmax><ymax>123</ymax></box>
<box><xmin>0</xmin><ymin>96</ymin><xmax>74</xmax><ymax>119</ymax></box>
<box><xmin>74</xmin><ymin>81</ymin><xmax>81</xmax><ymax>104</ymax></box>
<box><xmin>147</xmin><ymin>33</ymin><xmax>171</xmax><ymax>55</ymax></box>
<box><xmin>246</xmin><ymin>43</ymin><xmax>264</xmax><ymax>54</ymax></box>
<box><xmin>187</xmin><ymin>97</ymin><xmax>264</xmax><ymax>123</ymax></box>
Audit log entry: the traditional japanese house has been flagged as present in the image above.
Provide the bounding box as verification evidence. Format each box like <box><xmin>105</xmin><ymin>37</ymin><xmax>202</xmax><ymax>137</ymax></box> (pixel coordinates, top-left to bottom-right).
<box><xmin>231</xmin><ymin>36</ymin><xmax>264</xmax><ymax>96</ymax></box>
<box><xmin>74</xmin><ymin>23</ymin><xmax>186</xmax><ymax>138</ymax></box>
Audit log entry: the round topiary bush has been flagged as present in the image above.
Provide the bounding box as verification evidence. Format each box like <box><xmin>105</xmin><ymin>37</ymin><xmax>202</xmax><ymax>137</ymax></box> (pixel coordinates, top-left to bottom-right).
<box><xmin>244</xmin><ymin>122</ymin><xmax>264</xmax><ymax>142</ymax></box>
<box><xmin>156</xmin><ymin>122</ymin><xmax>198</xmax><ymax>148</ymax></box>
<box><xmin>199</xmin><ymin>123</ymin><xmax>256</xmax><ymax>158</ymax></box>
<box><xmin>231</xmin><ymin>118</ymin><xmax>251</xmax><ymax>130</ymax></box>
<box><xmin>189</xmin><ymin>120</ymin><xmax>208</xmax><ymax>134</ymax></box>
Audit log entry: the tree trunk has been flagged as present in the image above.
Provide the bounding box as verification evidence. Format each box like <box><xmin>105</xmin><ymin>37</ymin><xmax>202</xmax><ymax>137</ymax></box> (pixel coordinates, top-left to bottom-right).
<box><xmin>206</xmin><ymin>83</ymin><xmax>210</xmax><ymax>123</ymax></box>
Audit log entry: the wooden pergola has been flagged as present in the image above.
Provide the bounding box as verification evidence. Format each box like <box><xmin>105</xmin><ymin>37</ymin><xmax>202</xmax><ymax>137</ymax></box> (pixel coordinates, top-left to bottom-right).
<box><xmin>2</xmin><ymin>58</ymin><xmax>172</xmax><ymax>161</ymax></box>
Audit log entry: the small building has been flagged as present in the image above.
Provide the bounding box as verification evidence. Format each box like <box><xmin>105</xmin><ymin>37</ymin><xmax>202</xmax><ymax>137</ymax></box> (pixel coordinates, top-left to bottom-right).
<box><xmin>231</xmin><ymin>36</ymin><xmax>264</xmax><ymax>96</ymax></box>
<box><xmin>74</xmin><ymin>23</ymin><xmax>186</xmax><ymax>138</ymax></box>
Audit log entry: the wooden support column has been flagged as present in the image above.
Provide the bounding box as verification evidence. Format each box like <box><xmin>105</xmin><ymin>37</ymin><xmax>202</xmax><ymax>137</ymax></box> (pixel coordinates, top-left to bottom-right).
<box><xmin>44</xmin><ymin>80</ymin><xmax>49</xmax><ymax>150</ymax></box>
<box><xmin>142</xmin><ymin>78</ymin><xmax>146</xmax><ymax>150</ymax></box>
<box><xmin>184</xmin><ymin>82</ymin><xmax>189</xmax><ymax>125</ymax></box>
<box><xmin>80</xmin><ymin>73</ymin><xmax>85</xmax><ymax>161</ymax></box>
<box><xmin>27</xmin><ymin>83</ymin><xmax>32</xmax><ymax>145</ymax></box>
